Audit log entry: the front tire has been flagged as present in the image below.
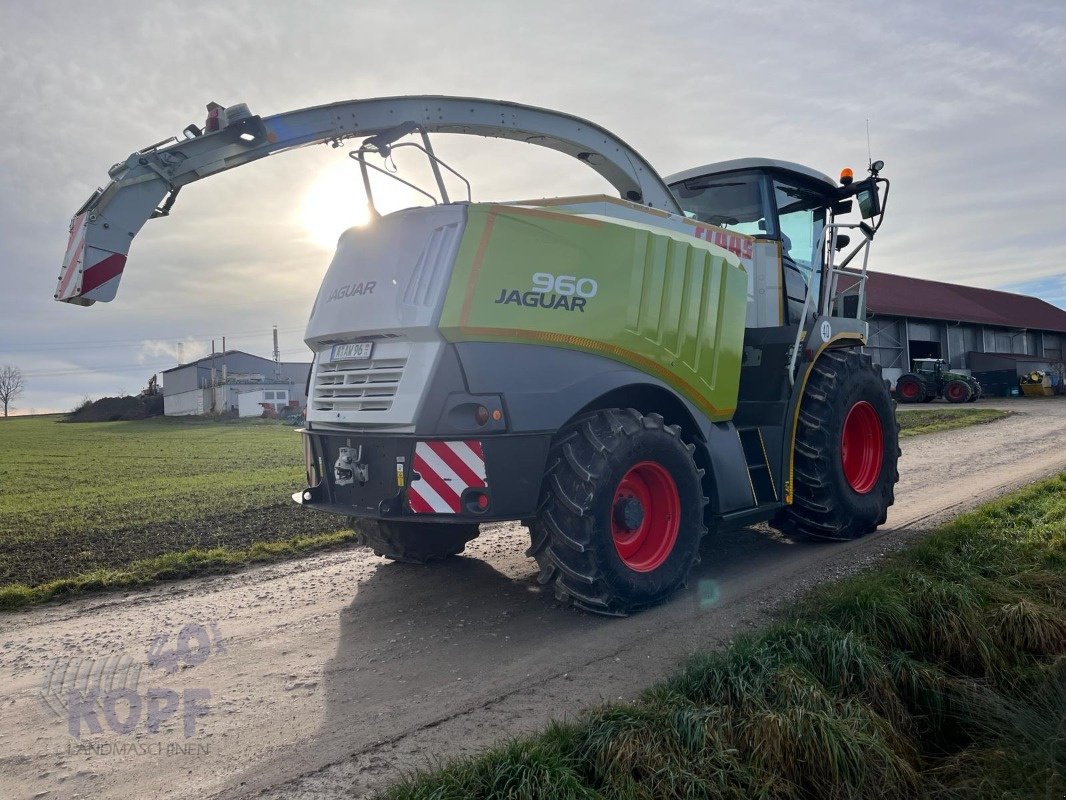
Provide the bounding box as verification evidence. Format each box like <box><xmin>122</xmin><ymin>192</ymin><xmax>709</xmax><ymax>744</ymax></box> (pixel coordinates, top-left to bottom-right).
<box><xmin>527</xmin><ymin>409</ymin><xmax>706</xmax><ymax>616</ymax></box>
<box><xmin>349</xmin><ymin>519</ymin><xmax>479</xmax><ymax>564</ymax></box>
<box><xmin>774</xmin><ymin>350</ymin><xmax>900</xmax><ymax>541</ymax></box>
<box><xmin>944</xmin><ymin>379</ymin><xmax>972</xmax><ymax>403</ymax></box>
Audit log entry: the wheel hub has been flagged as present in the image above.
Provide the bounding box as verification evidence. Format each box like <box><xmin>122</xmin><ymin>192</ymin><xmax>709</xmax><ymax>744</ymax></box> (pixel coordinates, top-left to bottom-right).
<box><xmin>613</xmin><ymin>496</ymin><xmax>645</xmax><ymax>532</ymax></box>
<box><xmin>840</xmin><ymin>400</ymin><xmax>884</xmax><ymax>494</ymax></box>
<box><xmin>610</xmin><ymin>461</ymin><xmax>680</xmax><ymax>572</ymax></box>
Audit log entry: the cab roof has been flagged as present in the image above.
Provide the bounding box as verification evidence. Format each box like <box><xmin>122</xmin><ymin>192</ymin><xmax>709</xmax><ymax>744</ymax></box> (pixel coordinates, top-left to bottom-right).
<box><xmin>665</xmin><ymin>158</ymin><xmax>838</xmax><ymax>191</ymax></box>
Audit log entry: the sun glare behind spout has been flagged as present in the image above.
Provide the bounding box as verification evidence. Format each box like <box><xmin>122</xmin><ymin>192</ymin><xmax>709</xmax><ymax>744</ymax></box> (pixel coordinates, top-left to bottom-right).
<box><xmin>299</xmin><ymin>162</ymin><xmax>372</xmax><ymax>250</ymax></box>
<box><xmin>299</xmin><ymin>161</ymin><xmax>433</xmax><ymax>250</ymax></box>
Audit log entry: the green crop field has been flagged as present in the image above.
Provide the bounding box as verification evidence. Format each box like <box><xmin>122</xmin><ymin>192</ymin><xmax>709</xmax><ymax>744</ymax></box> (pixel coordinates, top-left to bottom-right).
<box><xmin>0</xmin><ymin>415</ymin><xmax>350</xmax><ymax>607</ymax></box>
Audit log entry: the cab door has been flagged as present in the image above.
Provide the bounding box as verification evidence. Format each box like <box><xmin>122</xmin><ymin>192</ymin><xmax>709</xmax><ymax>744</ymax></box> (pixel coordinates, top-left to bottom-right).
<box><xmin>771</xmin><ymin>178</ymin><xmax>828</xmax><ymax>325</ymax></box>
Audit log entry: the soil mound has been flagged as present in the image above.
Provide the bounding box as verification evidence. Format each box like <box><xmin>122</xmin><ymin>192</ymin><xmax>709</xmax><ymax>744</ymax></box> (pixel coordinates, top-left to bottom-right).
<box><xmin>67</xmin><ymin>394</ymin><xmax>163</xmax><ymax>422</ymax></box>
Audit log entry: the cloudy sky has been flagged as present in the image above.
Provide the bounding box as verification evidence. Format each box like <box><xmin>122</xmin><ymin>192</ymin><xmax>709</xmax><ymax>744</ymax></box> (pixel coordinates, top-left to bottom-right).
<box><xmin>1</xmin><ymin>0</ymin><xmax>1064</xmax><ymax>413</ymax></box>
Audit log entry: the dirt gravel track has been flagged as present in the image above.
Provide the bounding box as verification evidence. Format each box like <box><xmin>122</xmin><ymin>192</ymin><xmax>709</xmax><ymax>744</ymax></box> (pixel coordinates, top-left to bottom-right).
<box><xmin>2</xmin><ymin>397</ymin><xmax>1064</xmax><ymax>800</ymax></box>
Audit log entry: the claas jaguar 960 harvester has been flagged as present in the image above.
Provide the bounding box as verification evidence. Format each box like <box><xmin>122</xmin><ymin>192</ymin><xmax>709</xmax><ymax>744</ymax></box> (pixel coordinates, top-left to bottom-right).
<box><xmin>56</xmin><ymin>96</ymin><xmax>898</xmax><ymax>615</ymax></box>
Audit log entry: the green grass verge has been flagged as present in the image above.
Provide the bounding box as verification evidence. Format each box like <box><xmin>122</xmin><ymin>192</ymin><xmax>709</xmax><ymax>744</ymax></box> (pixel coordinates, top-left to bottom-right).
<box><xmin>382</xmin><ymin>473</ymin><xmax>1066</xmax><ymax>800</ymax></box>
<box><xmin>0</xmin><ymin>528</ymin><xmax>359</xmax><ymax>611</ymax></box>
<box><xmin>896</xmin><ymin>406</ymin><xmax>1010</xmax><ymax>437</ymax></box>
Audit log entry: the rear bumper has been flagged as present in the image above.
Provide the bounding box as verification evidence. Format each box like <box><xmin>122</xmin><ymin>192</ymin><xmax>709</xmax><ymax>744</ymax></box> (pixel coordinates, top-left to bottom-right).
<box><xmin>294</xmin><ymin>428</ymin><xmax>552</xmax><ymax>523</ymax></box>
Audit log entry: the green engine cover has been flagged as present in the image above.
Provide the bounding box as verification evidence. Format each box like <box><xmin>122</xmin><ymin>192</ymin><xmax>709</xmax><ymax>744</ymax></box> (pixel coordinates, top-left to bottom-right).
<box><xmin>439</xmin><ymin>204</ymin><xmax>748</xmax><ymax>421</ymax></box>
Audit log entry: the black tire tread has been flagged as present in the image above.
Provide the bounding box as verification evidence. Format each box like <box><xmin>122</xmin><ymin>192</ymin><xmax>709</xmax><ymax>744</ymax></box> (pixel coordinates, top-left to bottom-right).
<box><xmin>944</xmin><ymin>379</ymin><xmax>972</xmax><ymax>404</ymax></box>
<box><xmin>349</xmin><ymin>518</ymin><xmax>479</xmax><ymax>564</ymax></box>
<box><xmin>527</xmin><ymin>408</ymin><xmax>707</xmax><ymax>615</ymax></box>
<box><xmin>775</xmin><ymin>350</ymin><xmax>900</xmax><ymax>541</ymax></box>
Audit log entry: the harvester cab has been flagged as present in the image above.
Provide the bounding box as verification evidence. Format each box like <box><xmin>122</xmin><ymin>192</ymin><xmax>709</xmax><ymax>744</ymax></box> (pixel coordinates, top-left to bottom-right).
<box><xmin>56</xmin><ymin>96</ymin><xmax>899</xmax><ymax>615</ymax></box>
<box><xmin>669</xmin><ymin>158</ymin><xmax>887</xmax><ymax>346</ymax></box>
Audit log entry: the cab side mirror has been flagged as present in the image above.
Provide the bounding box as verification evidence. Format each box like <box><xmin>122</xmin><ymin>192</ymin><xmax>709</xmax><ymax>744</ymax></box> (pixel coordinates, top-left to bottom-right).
<box><xmin>856</xmin><ymin>180</ymin><xmax>881</xmax><ymax>219</ymax></box>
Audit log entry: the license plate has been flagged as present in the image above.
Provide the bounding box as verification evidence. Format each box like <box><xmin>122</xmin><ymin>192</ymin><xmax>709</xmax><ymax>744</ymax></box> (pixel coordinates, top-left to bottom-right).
<box><xmin>330</xmin><ymin>342</ymin><xmax>373</xmax><ymax>361</ymax></box>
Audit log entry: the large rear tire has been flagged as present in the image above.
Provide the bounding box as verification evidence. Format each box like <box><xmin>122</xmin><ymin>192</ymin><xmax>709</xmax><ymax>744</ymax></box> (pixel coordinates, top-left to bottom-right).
<box><xmin>527</xmin><ymin>409</ymin><xmax>706</xmax><ymax>616</ymax></box>
<box><xmin>896</xmin><ymin>375</ymin><xmax>925</xmax><ymax>404</ymax></box>
<box><xmin>349</xmin><ymin>519</ymin><xmax>479</xmax><ymax>564</ymax></box>
<box><xmin>774</xmin><ymin>350</ymin><xmax>900</xmax><ymax>541</ymax></box>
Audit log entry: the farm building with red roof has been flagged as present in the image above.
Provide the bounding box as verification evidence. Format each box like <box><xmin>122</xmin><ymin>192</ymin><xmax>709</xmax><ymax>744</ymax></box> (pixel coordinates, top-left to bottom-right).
<box><xmin>863</xmin><ymin>271</ymin><xmax>1066</xmax><ymax>394</ymax></box>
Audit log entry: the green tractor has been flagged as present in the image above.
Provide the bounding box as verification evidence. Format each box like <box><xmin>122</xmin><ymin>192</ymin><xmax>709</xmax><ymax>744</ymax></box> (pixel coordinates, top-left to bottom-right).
<box><xmin>55</xmin><ymin>96</ymin><xmax>900</xmax><ymax>616</ymax></box>
<box><xmin>896</xmin><ymin>359</ymin><xmax>982</xmax><ymax>404</ymax></box>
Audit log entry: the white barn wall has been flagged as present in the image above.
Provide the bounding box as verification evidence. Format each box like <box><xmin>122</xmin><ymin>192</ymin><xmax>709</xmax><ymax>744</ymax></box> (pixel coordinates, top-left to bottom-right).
<box><xmin>162</xmin><ymin>389</ymin><xmax>206</xmax><ymax>416</ymax></box>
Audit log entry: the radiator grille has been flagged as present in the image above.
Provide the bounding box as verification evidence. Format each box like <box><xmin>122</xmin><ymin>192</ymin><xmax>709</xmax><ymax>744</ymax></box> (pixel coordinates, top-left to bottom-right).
<box><xmin>311</xmin><ymin>353</ymin><xmax>406</xmax><ymax>413</ymax></box>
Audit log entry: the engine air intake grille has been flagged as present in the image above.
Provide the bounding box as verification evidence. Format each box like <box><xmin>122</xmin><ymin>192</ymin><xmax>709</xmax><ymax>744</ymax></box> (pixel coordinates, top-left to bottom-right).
<box><xmin>312</xmin><ymin>354</ymin><xmax>406</xmax><ymax>413</ymax></box>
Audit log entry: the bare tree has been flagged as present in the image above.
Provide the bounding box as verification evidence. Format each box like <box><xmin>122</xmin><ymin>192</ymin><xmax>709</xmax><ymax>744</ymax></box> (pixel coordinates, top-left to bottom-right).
<box><xmin>0</xmin><ymin>365</ymin><xmax>26</xmax><ymax>417</ymax></box>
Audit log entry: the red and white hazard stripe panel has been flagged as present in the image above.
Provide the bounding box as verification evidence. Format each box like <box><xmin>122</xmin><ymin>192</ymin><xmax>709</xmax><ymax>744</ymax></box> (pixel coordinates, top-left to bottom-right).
<box><xmin>407</xmin><ymin>440</ymin><xmax>486</xmax><ymax>514</ymax></box>
<box><xmin>56</xmin><ymin>212</ymin><xmax>128</xmax><ymax>302</ymax></box>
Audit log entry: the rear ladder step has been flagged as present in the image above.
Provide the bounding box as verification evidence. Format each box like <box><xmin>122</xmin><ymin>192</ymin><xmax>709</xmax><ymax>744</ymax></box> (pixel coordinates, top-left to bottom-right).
<box><xmin>737</xmin><ymin>427</ymin><xmax>778</xmax><ymax>505</ymax></box>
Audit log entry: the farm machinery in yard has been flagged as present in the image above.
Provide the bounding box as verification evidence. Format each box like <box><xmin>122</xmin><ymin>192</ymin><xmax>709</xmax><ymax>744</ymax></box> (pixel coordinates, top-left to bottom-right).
<box><xmin>56</xmin><ymin>96</ymin><xmax>898</xmax><ymax>615</ymax></box>
<box><xmin>896</xmin><ymin>358</ymin><xmax>982</xmax><ymax>404</ymax></box>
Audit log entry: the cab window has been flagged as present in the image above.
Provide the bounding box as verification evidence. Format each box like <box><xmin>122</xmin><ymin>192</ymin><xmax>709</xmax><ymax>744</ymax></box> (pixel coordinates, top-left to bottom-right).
<box><xmin>773</xmin><ymin>180</ymin><xmax>826</xmax><ymax>279</ymax></box>
<box><xmin>671</xmin><ymin>172</ymin><xmax>773</xmax><ymax>237</ymax></box>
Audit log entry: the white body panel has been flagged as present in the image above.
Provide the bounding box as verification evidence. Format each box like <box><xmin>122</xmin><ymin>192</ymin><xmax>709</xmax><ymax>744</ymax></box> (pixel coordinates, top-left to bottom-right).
<box><xmin>304</xmin><ymin>205</ymin><xmax>466</xmax><ymax>428</ymax></box>
<box><xmin>749</xmin><ymin>240</ymin><xmax>785</xmax><ymax>327</ymax></box>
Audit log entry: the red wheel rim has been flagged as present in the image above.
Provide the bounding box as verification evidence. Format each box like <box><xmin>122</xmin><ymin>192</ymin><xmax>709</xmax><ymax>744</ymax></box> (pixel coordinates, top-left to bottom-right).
<box><xmin>610</xmin><ymin>461</ymin><xmax>680</xmax><ymax>572</ymax></box>
<box><xmin>899</xmin><ymin>381</ymin><xmax>918</xmax><ymax>399</ymax></box>
<box><xmin>947</xmin><ymin>383</ymin><xmax>965</xmax><ymax>400</ymax></box>
<box><xmin>841</xmin><ymin>401</ymin><xmax>884</xmax><ymax>494</ymax></box>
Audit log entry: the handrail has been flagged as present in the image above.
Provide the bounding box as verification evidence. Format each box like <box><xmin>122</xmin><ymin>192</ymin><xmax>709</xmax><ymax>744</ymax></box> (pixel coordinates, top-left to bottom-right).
<box><xmin>349</xmin><ymin>152</ymin><xmax>440</xmax><ymax>214</ymax></box>
<box><xmin>786</xmin><ymin>222</ymin><xmax>875</xmax><ymax>384</ymax></box>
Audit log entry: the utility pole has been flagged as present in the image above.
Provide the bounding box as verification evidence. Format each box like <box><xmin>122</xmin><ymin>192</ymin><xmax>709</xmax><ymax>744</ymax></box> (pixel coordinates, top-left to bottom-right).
<box><xmin>273</xmin><ymin>325</ymin><xmax>281</xmax><ymax>381</ymax></box>
<box><xmin>210</xmin><ymin>339</ymin><xmax>217</xmax><ymax>412</ymax></box>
